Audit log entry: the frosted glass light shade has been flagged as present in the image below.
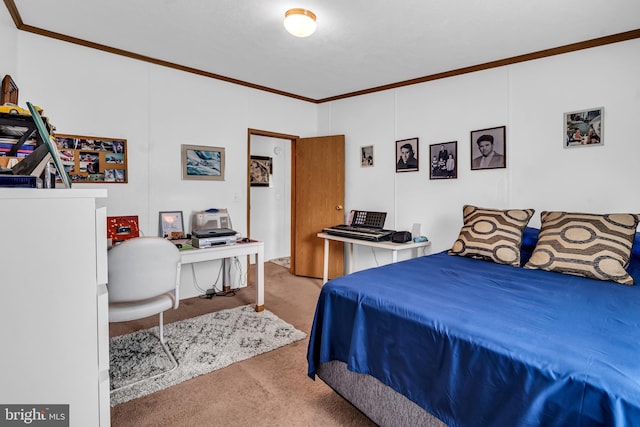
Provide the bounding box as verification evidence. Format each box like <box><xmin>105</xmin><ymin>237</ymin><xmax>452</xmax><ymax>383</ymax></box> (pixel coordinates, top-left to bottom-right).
<box><xmin>284</xmin><ymin>8</ymin><xmax>316</xmax><ymax>37</ymax></box>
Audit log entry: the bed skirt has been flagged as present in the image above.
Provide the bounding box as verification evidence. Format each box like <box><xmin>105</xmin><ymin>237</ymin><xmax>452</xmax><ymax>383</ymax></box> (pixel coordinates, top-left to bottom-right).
<box><xmin>317</xmin><ymin>361</ymin><xmax>447</xmax><ymax>427</ymax></box>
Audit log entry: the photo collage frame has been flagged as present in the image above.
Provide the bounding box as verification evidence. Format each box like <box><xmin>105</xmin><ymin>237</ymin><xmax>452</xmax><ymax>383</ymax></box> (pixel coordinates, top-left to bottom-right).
<box><xmin>54</xmin><ymin>133</ymin><xmax>127</xmax><ymax>183</ymax></box>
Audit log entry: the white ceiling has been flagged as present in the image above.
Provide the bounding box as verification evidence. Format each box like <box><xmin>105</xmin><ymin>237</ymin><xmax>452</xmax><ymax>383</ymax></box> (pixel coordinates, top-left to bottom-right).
<box><xmin>9</xmin><ymin>0</ymin><xmax>640</xmax><ymax>101</ymax></box>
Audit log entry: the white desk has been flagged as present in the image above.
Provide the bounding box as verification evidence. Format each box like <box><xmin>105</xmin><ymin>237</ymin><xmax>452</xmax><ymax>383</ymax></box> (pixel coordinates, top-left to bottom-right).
<box><xmin>317</xmin><ymin>232</ymin><xmax>431</xmax><ymax>284</ymax></box>
<box><xmin>180</xmin><ymin>240</ymin><xmax>265</xmax><ymax>311</ymax></box>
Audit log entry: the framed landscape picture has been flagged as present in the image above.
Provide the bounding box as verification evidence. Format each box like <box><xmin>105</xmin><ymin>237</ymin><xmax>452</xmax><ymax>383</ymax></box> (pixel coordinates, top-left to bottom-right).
<box><xmin>182</xmin><ymin>144</ymin><xmax>225</xmax><ymax>180</ymax></box>
<box><xmin>429</xmin><ymin>141</ymin><xmax>457</xmax><ymax>180</ymax></box>
<box><xmin>564</xmin><ymin>107</ymin><xmax>603</xmax><ymax>148</ymax></box>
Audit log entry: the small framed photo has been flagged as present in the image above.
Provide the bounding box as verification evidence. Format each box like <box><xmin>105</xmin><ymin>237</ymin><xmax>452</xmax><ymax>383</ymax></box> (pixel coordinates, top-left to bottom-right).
<box><xmin>361</xmin><ymin>145</ymin><xmax>374</xmax><ymax>167</ymax></box>
<box><xmin>250</xmin><ymin>155</ymin><xmax>272</xmax><ymax>187</ymax></box>
<box><xmin>181</xmin><ymin>144</ymin><xmax>225</xmax><ymax>181</ymax></box>
<box><xmin>159</xmin><ymin>211</ymin><xmax>185</xmax><ymax>239</ymax></box>
<box><xmin>471</xmin><ymin>126</ymin><xmax>506</xmax><ymax>170</ymax></box>
<box><xmin>564</xmin><ymin>107</ymin><xmax>603</xmax><ymax>148</ymax></box>
<box><xmin>107</xmin><ymin>215</ymin><xmax>140</xmax><ymax>244</ymax></box>
<box><xmin>396</xmin><ymin>138</ymin><xmax>419</xmax><ymax>172</ymax></box>
<box><xmin>429</xmin><ymin>141</ymin><xmax>457</xmax><ymax>180</ymax></box>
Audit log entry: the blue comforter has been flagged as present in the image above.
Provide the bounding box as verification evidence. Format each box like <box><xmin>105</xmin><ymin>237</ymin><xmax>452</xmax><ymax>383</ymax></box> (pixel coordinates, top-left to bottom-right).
<box><xmin>307</xmin><ymin>251</ymin><xmax>640</xmax><ymax>427</ymax></box>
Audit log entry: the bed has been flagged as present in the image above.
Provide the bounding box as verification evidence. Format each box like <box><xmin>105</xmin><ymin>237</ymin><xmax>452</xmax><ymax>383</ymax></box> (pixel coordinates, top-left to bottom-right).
<box><xmin>307</xmin><ymin>207</ymin><xmax>640</xmax><ymax>427</ymax></box>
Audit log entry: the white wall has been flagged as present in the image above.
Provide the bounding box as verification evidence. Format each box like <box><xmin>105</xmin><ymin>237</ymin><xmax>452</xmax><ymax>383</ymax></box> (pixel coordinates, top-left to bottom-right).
<box><xmin>508</xmin><ymin>41</ymin><xmax>640</xmax><ymax>216</ymax></box>
<box><xmin>321</xmin><ymin>38</ymin><xmax>640</xmax><ymax>271</ymax></box>
<box><xmin>3</xmin><ymin>5</ymin><xmax>639</xmax><ymax>284</ymax></box>
<box><xmin>0</xmin><ymin>6</ymin><xmax>16</xmax><ymax>77</ymax></box>
<box><xmin>3</xmin><ymin>12</ymin><xmax>317</xmax><ymax>297</ymax></box>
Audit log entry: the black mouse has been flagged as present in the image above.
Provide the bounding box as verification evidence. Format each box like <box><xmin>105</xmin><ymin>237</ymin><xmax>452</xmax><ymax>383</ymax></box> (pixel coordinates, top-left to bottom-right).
<box><xmin>242</xmin><ymin>237</ymin><xmax>250</xmax><ymax>243</ymax></box>
<box><xmin>175</xmin><ymin>243</ymin><xmax>183</xmax><ymax>249</ymax></box>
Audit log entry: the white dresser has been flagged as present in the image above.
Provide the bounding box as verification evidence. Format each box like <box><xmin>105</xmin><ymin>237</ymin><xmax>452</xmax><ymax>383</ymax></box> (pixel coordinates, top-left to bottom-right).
<box><xmin>0</xmin><ymin>188</ymin><xmax>110</xmax><ymax>426</ymax></box>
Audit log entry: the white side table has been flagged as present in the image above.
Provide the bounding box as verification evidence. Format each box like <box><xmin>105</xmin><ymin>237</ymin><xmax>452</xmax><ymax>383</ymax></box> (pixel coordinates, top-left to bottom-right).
<box><xmin>317</xmin><ymin>232</ymin><xmax>431</xmax><ymax>284</ymax></box>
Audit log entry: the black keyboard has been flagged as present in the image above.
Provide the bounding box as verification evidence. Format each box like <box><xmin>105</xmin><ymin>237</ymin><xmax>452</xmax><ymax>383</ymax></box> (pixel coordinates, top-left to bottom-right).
<box><xmin>323</xmin><ymin>224</ymin><xmax>395</xmax><ymax>241</ymax></box>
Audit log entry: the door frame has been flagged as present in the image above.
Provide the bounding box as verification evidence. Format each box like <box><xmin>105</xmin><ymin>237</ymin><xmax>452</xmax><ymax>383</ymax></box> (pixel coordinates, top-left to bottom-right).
<box><xmin>247</xmin><ymin>128</ymin><xmax>299</xmax><ymax>272</ymax></box>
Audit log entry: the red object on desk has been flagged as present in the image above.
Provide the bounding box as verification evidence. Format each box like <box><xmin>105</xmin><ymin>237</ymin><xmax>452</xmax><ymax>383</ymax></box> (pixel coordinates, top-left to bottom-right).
<box><xmin>107</xmin><ymin>215</ymin><xmax>140</xmax><ymax>243</ymax></box>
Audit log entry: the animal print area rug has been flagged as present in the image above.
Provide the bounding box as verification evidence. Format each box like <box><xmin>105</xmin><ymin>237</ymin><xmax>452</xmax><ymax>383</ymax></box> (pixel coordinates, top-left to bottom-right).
<box><xmin>109</xmin><ymin>305</ymin><xmax>306</xmax><ymax>405</ymax></box>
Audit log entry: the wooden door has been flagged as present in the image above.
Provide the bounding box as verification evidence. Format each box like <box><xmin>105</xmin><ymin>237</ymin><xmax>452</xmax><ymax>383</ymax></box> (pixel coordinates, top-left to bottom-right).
<box><xmin>291</xmin><ymin>135</ymin><xmax>345</xmax><ymax>279</ymax></box>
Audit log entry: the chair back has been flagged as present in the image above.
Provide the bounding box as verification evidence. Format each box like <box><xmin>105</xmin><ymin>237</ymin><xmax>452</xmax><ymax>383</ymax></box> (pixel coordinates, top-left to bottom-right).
<box><xmin>108</xmin><ymin>237</ymin><xmax>181</xmax><ymax>303</ymax></box>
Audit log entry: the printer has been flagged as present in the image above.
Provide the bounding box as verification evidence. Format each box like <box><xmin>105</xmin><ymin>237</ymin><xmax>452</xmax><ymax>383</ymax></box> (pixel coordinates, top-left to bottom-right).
<box><xmin>191</xmin><ymin>208</ymin><xmax>238</xmax><ymax>248</ymax></box>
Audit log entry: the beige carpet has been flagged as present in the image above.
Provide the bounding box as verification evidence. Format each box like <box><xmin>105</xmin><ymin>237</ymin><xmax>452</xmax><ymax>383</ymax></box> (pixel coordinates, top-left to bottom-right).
<box><xmin>269</xmin><ymin>256</ymin><xmax>290</xmax><ymax>268</ymax></box>
<box><xmin>109</xmin><ymin>262</ymin><xmax>376</xmax><ymax>426</ymax></box>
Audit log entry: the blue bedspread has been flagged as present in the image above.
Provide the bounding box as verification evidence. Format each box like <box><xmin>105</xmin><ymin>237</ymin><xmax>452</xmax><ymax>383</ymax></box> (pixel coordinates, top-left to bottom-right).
<box><xmin>307</xmin><ymin>252</ymin><xmax>640</xmax><ymax>427</ymax></box>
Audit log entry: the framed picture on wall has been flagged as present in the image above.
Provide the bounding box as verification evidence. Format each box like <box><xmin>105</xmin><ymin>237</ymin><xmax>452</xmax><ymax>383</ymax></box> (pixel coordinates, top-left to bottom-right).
<box><xmin>54</xmin><ymin>134</ymin><xmax>128</xmax><ymax>183</ymax></box>
<box><xmin>361</xmin><ymin>145</ymin><xmax>374</xmax><ymax>167</ymax></box>
<box><xmin>429</xmin><ymin>141</ymin><xmax>457</xmax><ymax>179</ymax></box>
<box><xmin>564</xmin><ymin>107</ymin><xmax>603</xmax><ymax>148</ymax></box>
<box><xmin>181</xmin><ymin>144</ymin><xmax>225</xmax><ymax>180</ymax></box>
<box><xmin>250</xmin><ymin>155</ymin><xmax>272</xmax><ymax>187</ymax></box>
<box><xmin>395</xmin><ymin>138</ymin><xmax>419</xmax><ymax>172</ymax></box>
<box><xmin>158</xmin><ymin>211</ymin><xmax>185</xmax><ymax>239</ymax></box>
<box><xmin>470</xmin><ymin>126</ymin><xmax>506</xmax><ymax>170</ymax></box>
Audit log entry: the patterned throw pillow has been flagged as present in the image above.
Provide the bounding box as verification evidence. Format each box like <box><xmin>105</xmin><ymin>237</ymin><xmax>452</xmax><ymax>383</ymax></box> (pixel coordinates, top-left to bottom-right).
<box><xmin>524</xmin><ymin>211</ymin><xmax>640</xmax><ymax>285</ymax></box>
<box><xmin>449</xmin><ymin>205</ymin><xmax>535</xmax><ymax>266</ymax></box>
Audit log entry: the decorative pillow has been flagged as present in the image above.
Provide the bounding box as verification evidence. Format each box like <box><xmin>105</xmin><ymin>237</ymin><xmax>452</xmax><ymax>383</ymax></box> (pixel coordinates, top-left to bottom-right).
<box><xmin>524</xmin><ymin>211</ymin><xmax>640</xmax><ymax>285</ymax></box>
<box><xmin>449</xmin><ymin>205</ymin><xmax>535</xmax><ymax>266</ymax></box>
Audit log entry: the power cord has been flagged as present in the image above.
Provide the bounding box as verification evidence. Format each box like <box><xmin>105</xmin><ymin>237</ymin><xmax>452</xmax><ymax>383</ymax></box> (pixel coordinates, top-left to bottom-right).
<box><xmin>195</xmin><ymin>257</ymin><xmax>243</xmax><ymax>299</ymax></box>
<box><xmin>231</xmin><ymin>256</ymin><xmax>246</xmax><ymax>287</ymax></box>
<box><xmin>207</xmin><ymin>256</ymin><xmax>245</xmax><ymax>298</ymax></box>
<box><xmin>192</xmin><ymin>261</ymin><xmax>225</xmax><ymax>299</ymax></box>
<box><xmin>370</xmin><ymin>247</ymin><xmax>381</xmax><ymax>266</ymax></box>
<box><xmin>190</xmin><ymin>264</ymin><xmax>209</xmax><ymax>294</ymax></box>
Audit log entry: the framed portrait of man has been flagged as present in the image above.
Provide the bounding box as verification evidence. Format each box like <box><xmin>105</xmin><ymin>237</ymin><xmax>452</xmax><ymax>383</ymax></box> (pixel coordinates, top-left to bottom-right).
<box><xmin>470</xmin><ymin>126</ymin><xmax>506</xmax><ymax>170</ymax></box>
<box><xmin>395</xmin><ymin>138</ymin><xmax>419</xmax><ymax>172</ymax></box>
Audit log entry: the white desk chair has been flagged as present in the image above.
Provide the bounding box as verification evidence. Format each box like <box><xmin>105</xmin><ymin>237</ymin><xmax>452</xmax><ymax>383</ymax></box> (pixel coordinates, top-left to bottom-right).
<box><xmin>107</xmin><ymin>237</ymin><xmax>181</xmax><ymax>392</ymax></box>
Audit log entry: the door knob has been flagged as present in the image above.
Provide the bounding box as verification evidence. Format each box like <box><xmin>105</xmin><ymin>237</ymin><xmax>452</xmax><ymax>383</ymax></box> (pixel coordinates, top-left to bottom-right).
<box><xmin>336</xmin><ymin>205</ymin><xmax>343</xmax><ymax>210</ymax></box>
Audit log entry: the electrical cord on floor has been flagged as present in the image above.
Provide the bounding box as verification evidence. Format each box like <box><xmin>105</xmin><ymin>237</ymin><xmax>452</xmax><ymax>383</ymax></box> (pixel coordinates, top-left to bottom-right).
<box><xmin>210</xmin><ymin>288</ymin><xmax>241</xmax><ymax>297</ymax></box>
<box><xmin>207</xmin><ymin>257</ymin><xmax>244</xmax><ymax>298</ymax></box>
<box><xmin>194</xmin><ymin>261</ymin><xmax>225</xmax><ymax>299</ymax></box>
<box><xmin>198</xmin><ymin>257</ymin><xmax>246</xmax><ymax>299</ymax></box>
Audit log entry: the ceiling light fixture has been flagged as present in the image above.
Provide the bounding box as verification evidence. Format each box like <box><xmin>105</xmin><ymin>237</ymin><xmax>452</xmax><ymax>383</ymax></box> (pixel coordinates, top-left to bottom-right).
<box><xmin>284</xmin><ymin>8</ymin><xmax>317</xmax><ymax>38</ymax></box>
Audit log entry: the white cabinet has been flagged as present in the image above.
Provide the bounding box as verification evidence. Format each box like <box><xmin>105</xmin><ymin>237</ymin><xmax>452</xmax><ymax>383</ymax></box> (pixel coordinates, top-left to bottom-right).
<box><xmin>0</xmin><ymin>189</ymin><xmax>109</xmax><ymax>426</ymax></box>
